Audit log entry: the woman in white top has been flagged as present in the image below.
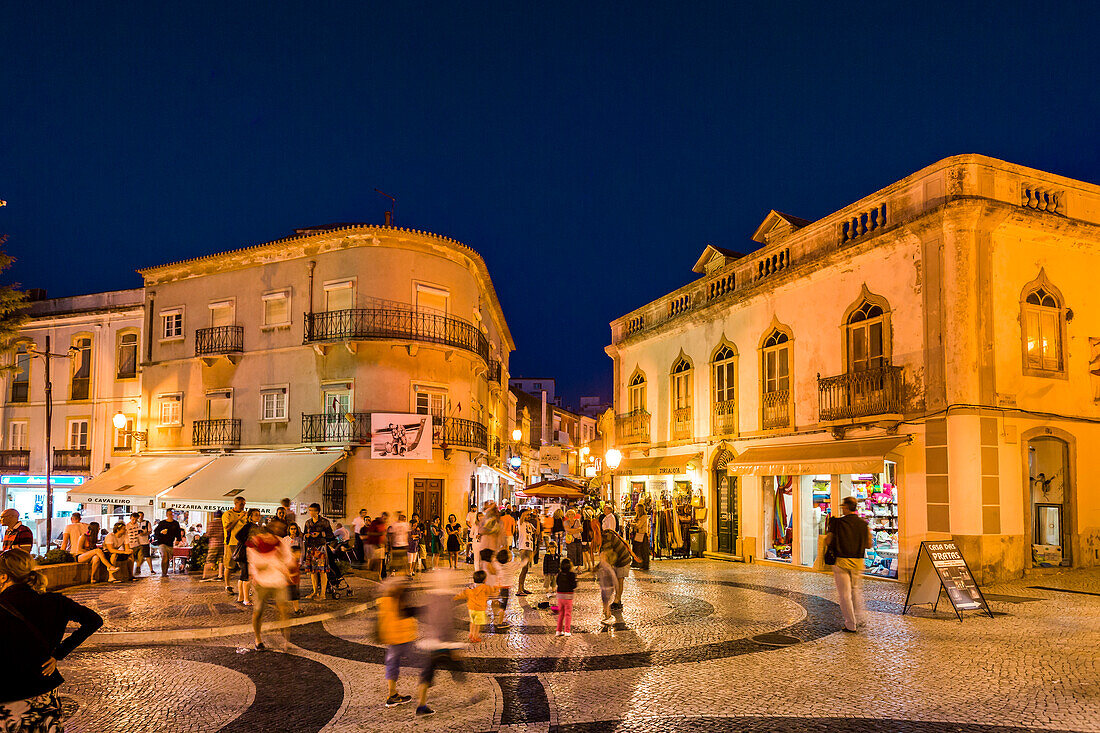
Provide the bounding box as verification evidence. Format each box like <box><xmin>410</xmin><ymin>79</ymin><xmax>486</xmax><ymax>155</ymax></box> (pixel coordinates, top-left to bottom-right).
<box><xmin>515</xmin><ymin>510</ymin><xmax>537</xmax><ymax>596</ymax></box>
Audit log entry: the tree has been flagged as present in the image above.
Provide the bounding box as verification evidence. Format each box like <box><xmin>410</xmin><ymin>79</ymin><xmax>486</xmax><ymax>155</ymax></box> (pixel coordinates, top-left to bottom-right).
<box><xmin>0</xmin><ymin>233</ymin><xmax>28</xmax><ymax>355</ymax></box>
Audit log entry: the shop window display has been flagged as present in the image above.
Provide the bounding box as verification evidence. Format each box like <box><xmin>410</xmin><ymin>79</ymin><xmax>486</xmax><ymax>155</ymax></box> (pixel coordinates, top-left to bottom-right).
<box><xmin>763</xmin><ymin>475</ymin><xmax>793</xmax><ymax>562</ymax></box>
<box><xmin>798</xmin><ymin>475</ymin><xmax>832</xmax><ymax>566</ymax></box>
<box><xmin>841</xmin><ymin>462</ymin><xmax>899</xmax><ymax>578</ymax></box>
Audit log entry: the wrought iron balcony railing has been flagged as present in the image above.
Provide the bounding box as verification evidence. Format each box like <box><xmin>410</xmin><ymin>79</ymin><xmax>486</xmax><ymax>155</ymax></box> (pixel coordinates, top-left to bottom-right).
<box><xmin>304</xmin><ymin>307</ymin><xmax>490</xmax><ymax>363</ymax></box>
<box><xmin>672</xmin><ymin>406</ymin><xmax>693</xmax><ymax>441</ymax></box>
<box><xmin>193</xmin><ymin>419</ymin><xmax>242</xmax><ymax>447</ymax></box>
<box><xmin>196</xmin><ymin>326</ymin><xmax>245</xmax><ymax>356</ymax></box>
<box><xmin>712</xmin><ymin>399</ymin><xmax>737</xmax><ymax>435</ymax></box>
<box><xmin>53</xmin><ymin>449</ymin><xmax>91</xmax><ymax>472</ymax></box>
<box><xmin>301</xmin><ymin>412</ymin><xmax>371</xmax><ymax>444</ymax></box>
<box><xmin>615</xmin><ymin>409</ymin><xmax>650</xmax><ymax>444</ymax></box>
<box><xmin>0</xmin><ymin>450</ymin><xmax>30</xmax><ymax>471</ymax></box>
<box><xmin>761</xmin><ymin>389</ymin><xmax>791</xmax><ymax>430</ymax></box>
<box><xmin>487</xmin><ymin>359</ymin><xmax>502</xmax><ymax>384</ymax></box>
<box><xmin>433</xmin><ymin>417</ymin><xmax>488</xmax><ymax>451</ymax></box>
<box><xmin>818</xmin><ymin>365</ymin><xmax>904</xmax><ymax>422</ymax></box>
<box><xmin>488</xmin><ymin>435</ymin><xmax>502</xmax><ymax>459</ymax></box>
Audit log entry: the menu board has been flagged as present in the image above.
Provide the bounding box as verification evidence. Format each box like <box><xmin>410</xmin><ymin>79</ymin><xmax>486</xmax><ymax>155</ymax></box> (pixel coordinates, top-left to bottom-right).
<box><xmin>903</xmin><ymin>540</ymin><xmax>994</xmax><ymax>620</ymax></box>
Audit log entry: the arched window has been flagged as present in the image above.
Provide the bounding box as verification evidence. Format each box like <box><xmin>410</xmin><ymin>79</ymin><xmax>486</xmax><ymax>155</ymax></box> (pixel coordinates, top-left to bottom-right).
<box><xmin>71</xmin><ymin>335</ymin><xmax>92</xmax><ymax>401</ymax></box>
<box><xmin>10</xmin><ymin>343</ymin><xmax>30</xmax><ymax>403</ymax></box>
<box><xmin>117</xmin><ymin>331</ymin><xmax>139</xmax><ymax>380</ymax></box>
<box><xmin>628</xmin><ymin>370</ymin><xmax>647</xmax><ymax>413</ymax></box>
<box><xmin>761</xmin><ymin>329</ymin><xmax>791</xmax><ymax>429</ymax></box>
<box><xmin>671</xmin><ymin>356</ymin><xmax>693</xmax><ymax>440</ymax></box>
<box><xmin>1023</xmin><ymin>285</ymin><xmax>1063</xmax><ymax>373</ymax></box>
<box><xmin>847</xmin><ymin>300</ymin><xmax>886</xmax><ymax>372</ymax></box>
<box><xmin>712</xmin><ymin>343</ymin><xmax>737</xmax><ymax>435</ymax></box>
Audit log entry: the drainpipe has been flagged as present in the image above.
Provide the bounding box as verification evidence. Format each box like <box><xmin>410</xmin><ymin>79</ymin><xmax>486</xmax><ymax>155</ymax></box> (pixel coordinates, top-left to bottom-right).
<box><xmin>306</xmin><ymin>261</ymin><xmax>316</xmax><ymax>339</ymax></box>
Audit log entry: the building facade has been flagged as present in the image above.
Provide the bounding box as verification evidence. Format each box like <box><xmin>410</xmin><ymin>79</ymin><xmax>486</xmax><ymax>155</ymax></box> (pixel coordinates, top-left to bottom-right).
<box><xmin>1</xmin><ymin>289</ymin><xmax>145</xmax><ymax>542</ymax></box>
<box><xmin>122</xmin><ymin>223</ymin><xmax>514</xmax><ymax>526</ymax></box>
<box><xmin>606</xmin><ymin>155</ymin><xmax>1100</xmax><ymax>583</ymax></box>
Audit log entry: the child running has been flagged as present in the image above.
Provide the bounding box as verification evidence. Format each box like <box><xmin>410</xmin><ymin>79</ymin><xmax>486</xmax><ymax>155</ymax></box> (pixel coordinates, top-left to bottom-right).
<box><xmin>555</xmin><ymin>558</ymin><xmax>577</xmax><ymax>636</ymax></box>
<box><xmin>455</xmin><ymin>569</ymin><xmax>497</xmax><ymax>642</ymax></box>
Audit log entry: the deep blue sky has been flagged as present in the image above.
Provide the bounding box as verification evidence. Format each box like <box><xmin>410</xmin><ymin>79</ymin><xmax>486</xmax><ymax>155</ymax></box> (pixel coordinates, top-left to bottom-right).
<box><xmin>2</xmin><ymin>3</ymin><xmax>1099</xmax><ymax>404</ymax></box>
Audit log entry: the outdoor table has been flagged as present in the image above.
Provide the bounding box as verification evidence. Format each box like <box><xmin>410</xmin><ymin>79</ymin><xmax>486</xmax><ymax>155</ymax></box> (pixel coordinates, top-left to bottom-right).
<box><xmin>172</xmin><ymin>545</ymin><xmax>191</xmax><ymax>573</ymax></box>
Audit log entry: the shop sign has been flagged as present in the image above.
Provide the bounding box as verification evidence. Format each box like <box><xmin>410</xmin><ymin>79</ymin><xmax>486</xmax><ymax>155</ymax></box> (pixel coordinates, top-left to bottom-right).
<box><xmin>68</xmin><ymin>494</ymin><xmax>153</xmax><ymax>506</ymax></box>
<box><xmin>159</xmin><ymin>500</ymin><xmax>278</xmax><ymax>512</ymax></box>
<box><xmin>903</xmin><ymin>540</ymin><xmax>994</xmax><ymax>620</ymax></box>
<box><xmin>3</xmin><ymin>475</ymin><xmax>86</xmax><ymax>486</ymax></box>
<box><xmin>539</xmin><ymin>446</ymin><xmax>562</xmax><ymax>464</ymax></box>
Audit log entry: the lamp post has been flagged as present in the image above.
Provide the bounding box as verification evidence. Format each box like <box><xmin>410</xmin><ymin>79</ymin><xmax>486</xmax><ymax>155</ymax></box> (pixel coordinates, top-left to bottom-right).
<box><xmin>27</xmin><ymin>336</ymin><xmax>78</xmax><ymax>552</ymax></box>
<box><xmin>605</xmin><ymin>448</ymin><xmax>622</xmax><ymax>508</ymax></box>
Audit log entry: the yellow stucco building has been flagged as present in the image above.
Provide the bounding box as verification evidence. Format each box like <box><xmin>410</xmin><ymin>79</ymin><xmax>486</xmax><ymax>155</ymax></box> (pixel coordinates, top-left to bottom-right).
<box><xmin>606</xmin><ymin>154</ymin><xmax>1100</xmax><ymax>583</ymax></box>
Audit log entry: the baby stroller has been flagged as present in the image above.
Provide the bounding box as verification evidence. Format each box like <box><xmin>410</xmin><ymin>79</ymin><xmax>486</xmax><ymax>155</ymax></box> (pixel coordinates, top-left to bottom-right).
<box><xmin>324</xmin><ymin>541</ymin><xmax>354</xmax><ymax>599</ymax></box>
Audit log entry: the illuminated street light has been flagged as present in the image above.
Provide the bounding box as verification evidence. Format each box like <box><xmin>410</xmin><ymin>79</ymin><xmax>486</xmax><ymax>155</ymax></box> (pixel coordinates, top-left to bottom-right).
<box><xmin>511</xmin><ymin>428</ymin><xmax>522</xmax><ymax>442</ymax></box>
<box><xmin>605</xmin><ymin>448</ymin><xmax>621</xmax><ymax>470</ymax></box>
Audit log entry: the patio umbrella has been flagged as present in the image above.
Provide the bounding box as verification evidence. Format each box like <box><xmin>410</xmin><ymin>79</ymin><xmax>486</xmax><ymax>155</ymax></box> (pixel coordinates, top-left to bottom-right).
<box><xmin>519</xmin><ymin>478</ymin><xmax>587</xmax><ymax>499</ymax></box>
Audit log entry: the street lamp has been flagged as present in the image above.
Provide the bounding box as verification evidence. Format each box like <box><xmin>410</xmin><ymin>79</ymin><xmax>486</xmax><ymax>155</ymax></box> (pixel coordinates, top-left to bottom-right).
<box><xmin>511</xmin><ymin>428</ymin><xmax>522</xmax><ymax>442</ymax></box>
<box><xmin>112</xmin><ymin>411</ymin><xmax>148</xmax><ymax>445</ymax></box>
<box><xmin>605</xmin><ymin>448</ymin><xmax>622</xmax><ymax>507</ymax></box>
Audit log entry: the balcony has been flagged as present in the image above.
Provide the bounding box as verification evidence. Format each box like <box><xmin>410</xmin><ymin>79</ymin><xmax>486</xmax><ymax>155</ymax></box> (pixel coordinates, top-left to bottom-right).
<box><xmin>488</xmin><ymin>435</ymin><xmax>502</xmax><ymax>459</ymax></box>
<box><xmin>0</xmin><ymin>450</ymin><xmax>30</xmax><ymax>471</ymax></box>
<box><xmin>761</xmin><ymin>390</ymin><xmax>791</xmax><ymax>430</ymax></box>
<box><xmin>615</xmin><ymin>409</ymin><xmax>650</xmax><ymax>445</ymax></box>
<box><xmin>301</xmin><ymin>412</ymin><xmax>371</xmax><ymax>444</ymax></box>
<box><xmin>304</xmin><ymin>306</ymin><xmax>490</xmax><ymax>363</ymax></box>
<box><xmin>193</xmin><ymin>419</ymin><xmax>242</xmax><ymax>447</ymax></box>
<box><xmin>487</xmin><ymin>359</ymin><xmax>503</xmax><ymax>384</ymax></box>
<box><xmin>196</xmin><ymin>326</ymin><xmax>244</xmax><ymax>360</ymax></box>
<box><xmin>53</xmin><ymin>449</ymin><xmax>91</xmax><ymax>472</ymax></box>
<box><xmin>434</xmin><ymin>417</ymin><xmax>488</xmax><ymax>451</ymax></box>
<box><xmin>712</xmin><ymin>399</ymin><xmax>737</xmax><ymax>435</ymax></box>
<box><xmin>672</xmin><ymin>406</ymin><xmax>693</xmax><ymax>441</ymax></box>
<box><xmin>818</xmin><ymin>365</ymin><xmax>904</xmax><ymax>422</ymax></box>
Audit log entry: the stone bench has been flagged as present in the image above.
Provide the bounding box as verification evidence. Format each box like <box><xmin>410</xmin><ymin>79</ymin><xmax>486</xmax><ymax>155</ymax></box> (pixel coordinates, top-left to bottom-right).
<box><xmin>38</xmin><ymin>559</ymin><xmax>133</xmax><ymax>591</ymax></box>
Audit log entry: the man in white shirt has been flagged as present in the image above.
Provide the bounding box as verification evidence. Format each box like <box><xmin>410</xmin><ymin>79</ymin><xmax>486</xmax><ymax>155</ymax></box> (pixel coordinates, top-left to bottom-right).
<box><xmin>389</xmin><ymin>512</ymin><xmax>411</xmax><ymax>576</ymax></box>
<box><xmin>60</xmin><ymin>512</ymin><xmax>88</xmax><ymax>553</ymax></box>
<box><xmin>351</xmin><ymin>508</ymin><xmax>369</xmax><ymax>562</ymax></box>
<box><xmin>601</xmin><ymin>504</ymin><xmax>619</xmax><ymax>533</ymax></box>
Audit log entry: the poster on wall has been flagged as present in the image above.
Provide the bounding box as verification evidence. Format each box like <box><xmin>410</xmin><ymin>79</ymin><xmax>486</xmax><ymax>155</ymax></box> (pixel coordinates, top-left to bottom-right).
<box><xmin>370</xmin><ymin>413</ymin><xmax>432</xmax><ymax>460</ymax></box>
<box><xmin>903</xmin><ymin>540</ymin><xmax>994</xmax><ymax>621</ymax></box>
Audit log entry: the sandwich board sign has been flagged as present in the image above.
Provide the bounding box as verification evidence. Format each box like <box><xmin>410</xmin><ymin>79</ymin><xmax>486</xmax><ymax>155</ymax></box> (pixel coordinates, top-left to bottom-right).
<box><xmin>903</xmin><ymin>540</ymin><xmax>994</xmax><ymax>621</ymax></box>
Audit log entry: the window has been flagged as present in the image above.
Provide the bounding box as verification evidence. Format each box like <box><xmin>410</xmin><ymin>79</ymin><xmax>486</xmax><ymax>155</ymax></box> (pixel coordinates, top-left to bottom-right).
<box><xmin>67</xmin><ymin>419</ymin><xmax>89</xmax><ymax>450</ymax></box>
<box><xmin>712</xmin><ymin>343</ymin><xmax>737</xmax><ymax>434</ymax></box>
<box><xmin>162</xmin><ymin>309</ymin><xmax>183</xmax><ymax>339</ymax></box>
<box><xmin>1023</xmin><ymin>286</ymin><xmax>1063</xmax><ymax>373</ymax></box>
<box><xmin>114</xmin><ymin>417</ymin><xmax>134</xmax><ymax>451</ymax></box>
<box><xmin>415</xmin><ymin>284</ymin><xmax>449</xmax><ymax>314</ymax></box>
<box><xmin>159</xmin><ymin>394</ymin><xmax>182</xmax><ymax>426</ymax></box>
<box><xmin>415</xmin><ymin>390</ymin><xmax>446</xmax><ymax>418</ymax></box>
<box><xmin>10</xmin><ymin>345</ymin><xmax>29</xmax><ymax>403</ymax></box>
<box><xmin>209</xmin><ymin>300</ymin><xmax>235</xmax><ymax>328</ymax></box>
<box><xmin>628</xmin><ymin>371</ymin><xmax>647</xmax><ymax>413</ymax></box>
<box><xmin>9</xmin><ymin>421</ymin><xmax>27</xmax><ymax>450</ymax></box>
<box><xmin>261</xmin><ymin>387</ymin><xmax>288</xmax><ymax>421</ymax></box>
<box><xmin>671</xmin><ymin>356</ymin><xmax>693</xmax><ymax>411</ymax></box>
<box><xmin>324</xmin><ymin>281</ymin><xmax>355</xmax><ymax>312</ymax></box>
<box><xmin>70</xmin><ymin>337</ymin><xmax>92</xmax><ymax>400</ymax></box>
<box><xmin>847</xmin><ymin>301</ymin><xmax>886</xmax><ymax>372</ymax></box>
<box><xmin>263</xmin><ymin>290</ymin><xmax>290</xmax><ymax>327</ymax></box>
<box><xmin>762</xmin><ymin>331</ymin><xmax>790</xmax><ymax>394</ymax></box>
<box><xmin>117</xmin><ymin>332</ymin><xmax>138</xmax><ymax>379</ymax></box>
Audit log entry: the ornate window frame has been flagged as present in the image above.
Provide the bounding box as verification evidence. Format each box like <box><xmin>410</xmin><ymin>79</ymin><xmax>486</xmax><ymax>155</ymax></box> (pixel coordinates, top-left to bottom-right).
<box><xmin>1020</xmin><ymin>269</ymin><xmax>1068</xmax><ymax>379</ymax></box>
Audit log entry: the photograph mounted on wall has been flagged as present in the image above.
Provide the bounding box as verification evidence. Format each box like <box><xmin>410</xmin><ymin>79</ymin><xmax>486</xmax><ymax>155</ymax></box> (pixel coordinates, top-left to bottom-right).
<box><xmin>370</xmin><ymin>413</ymin><xmax>431</xmax><ymax>460</ymax></box>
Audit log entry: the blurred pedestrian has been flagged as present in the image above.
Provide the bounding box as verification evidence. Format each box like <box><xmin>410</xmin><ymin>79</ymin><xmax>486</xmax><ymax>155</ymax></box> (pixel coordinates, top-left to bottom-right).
<box><xmin>515</xmin><ymin>510</ymin><xmax>536</xmax><ymax>595</ymax></box>
<box><xmin>455</xmin><ymin>569</ymin><xmax>496</xmax><ymax>643</ymax></box>
<box><xmin>222</xmin><ymin>496</ymin><xmax>248</xmax><ymax>593</ymax></box>
<box><xmin>234</xmin><ymin>509</ymin><xmax>262</xmax><ymax>605</ymax></box>
<box><xmin>825</xmin><ymin>496</ymin><xmax>872</xmax><ymax>633</ymax></box>
<box><xmin>201</xmin><ymin>510</ymin><xmax>225</xmax><ymax>582</ymax></box>
<box><xmin>493</xmin><ymin>548</ymin><xmax>520</xmax><ymax>629</ymax></box>
<box><xmin>279</xmin><ymin>498</ymin><xmax>296</xmax><ymax>528</ymax></box>
<box><xmin>0</xmin><ymin>549</ymin><xmax>103</xmax><ymax>731</ymax></box>
<box><xmin>599</xmin><ymin>530</ymin><xmax>638</xmax><ymax>613</ymax></box>
<box><xmin>414</xmin><ymin>571</ymin><xmax>467</xmax><ymax>717</ymax></box>
<box><xmin>389</xmin><ymin>512</ymin><xmax>411</xmax><ymax>577</ymax></box>
<box><xmin>365</xmin><ymin>513</ymin><xmax>389</xmax><ymax>576</ymax></box>
<box><xmin>247</xmin><ymin>523</ymin><xmax>293</xmax><ymax>650</ymax></box>
<box><xmin>377</xmin><ymin>577</ymin><xmax>416</xmax><ymax>707</ymax></box>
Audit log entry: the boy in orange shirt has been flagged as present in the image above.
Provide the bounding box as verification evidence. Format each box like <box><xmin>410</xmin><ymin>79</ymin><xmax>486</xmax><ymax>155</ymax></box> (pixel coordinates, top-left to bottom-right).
<box><xmin>455</xmin><ymin>569</ymin><xmax>497</xmax><ymax>642</ymax></box>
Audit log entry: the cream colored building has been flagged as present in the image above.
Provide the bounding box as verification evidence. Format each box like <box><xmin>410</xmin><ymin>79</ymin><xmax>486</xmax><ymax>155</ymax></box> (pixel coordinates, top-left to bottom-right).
<box><xmin>89</xmin><ymin>223</ymin><xmax>517</xmax><ymax>527</ymax></box>
<box><xmin>606</xmin><ymin>154</ymin><xmax>1100</xmax><ymax>583</ymax></box>
<box><xmin>1</xmin><ymin>289</ymin><xmax>145</xmax><ymax>542</ymax></box>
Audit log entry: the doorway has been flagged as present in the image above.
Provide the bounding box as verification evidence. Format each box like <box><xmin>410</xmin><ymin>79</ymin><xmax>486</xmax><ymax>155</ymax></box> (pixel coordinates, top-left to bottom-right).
<box><xmin>713</xmin><ymin>449</ymin><xmax>737</xmax><ymax>554</ymax></box>
<box><xmin>322</xmin><ymin>384</ymin><xmax>352</xmax><ymax>441</ymax></box>
<box><xmin>1028</xmin><ymin>437</ymin><xmax>1071</xmax><ymax>566</ymax></box>
<box><xmin>413</xmin><ymin>478</ymin><xmax>443</xmax><ymax>526</ymax></box>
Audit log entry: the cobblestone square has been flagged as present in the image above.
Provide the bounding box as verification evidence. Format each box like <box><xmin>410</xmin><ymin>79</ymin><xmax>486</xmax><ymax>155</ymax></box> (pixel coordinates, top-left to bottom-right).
<box><xmin>49</xmin><ymin>560</ymin><xmax>1100</xmax><ymax>732</ymax></box>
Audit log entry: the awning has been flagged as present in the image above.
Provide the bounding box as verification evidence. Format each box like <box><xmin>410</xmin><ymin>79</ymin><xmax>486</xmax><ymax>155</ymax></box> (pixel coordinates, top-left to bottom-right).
<box><xmin>156</xmin><ymin>451</ymin><xmax>343</xmax><ymax>512</ymax></box>
<box><xmin>488</xmin><ymin>465</ymin><xmax>522</xmax><ymax>485</ymax></box>
<box><xmin>519</xmin><ymin>478</ymin><xmax>587</xmax><ymax>499</ymax></box>
<box><xmin>617</xmin><ymin>453</ymin><xmax>703</xmax><ymax>477</ymax></box>
<box><xmin>66</xmin><ymin>455</ymin><xmax>215</xmax><ymax>506</ymax></box>
<box><xmin>727</xmin><ymin>435</ymin><xmax>909</xmax><ymax>476</ymax></box>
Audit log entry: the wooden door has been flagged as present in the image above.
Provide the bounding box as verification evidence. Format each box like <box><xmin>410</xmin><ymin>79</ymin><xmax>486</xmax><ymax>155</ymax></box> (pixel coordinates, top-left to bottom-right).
<box><xmin>716</xmin><ymin>472</ymin><xmax>738</xmax><ymax>554</ymax></box>
<box><xmin>413</xmin><ymin>478</ymin><xmax>444</xmax><ymax>525</ymax></box>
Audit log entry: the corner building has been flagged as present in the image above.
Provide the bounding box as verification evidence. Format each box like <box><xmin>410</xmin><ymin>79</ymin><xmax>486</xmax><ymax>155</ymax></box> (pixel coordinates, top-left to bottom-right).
<box><xmin>135</xmin><ymin>223</ymin><xmax>514</xmax><ymax>527</ymax></box>
<box><xmin>606</xmin><ymin>155</ymin><xmax>1100</xmax><ymax>583</ymax></box>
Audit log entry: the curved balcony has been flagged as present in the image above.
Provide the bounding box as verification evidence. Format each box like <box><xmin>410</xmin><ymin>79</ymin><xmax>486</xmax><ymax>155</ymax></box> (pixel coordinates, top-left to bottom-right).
<box><xmin>615</xmin><ymin>409</ymin><xmax>650</xmax><ymax>445</ymax></box>
<box><xmin>304</xmin><ymin>306</ymin><xmax>490</xmax><ymax>363</ymax></box>
<box><xmin>434</xmin><ymin>417</ymin><xmax>488</xmax><ymax>451</ymax></box>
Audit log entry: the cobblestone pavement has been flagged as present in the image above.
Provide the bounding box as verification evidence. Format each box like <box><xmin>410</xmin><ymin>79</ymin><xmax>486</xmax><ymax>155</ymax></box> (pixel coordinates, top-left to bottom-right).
<box><xmin>65</xmin><ymin>571</ymin><xmax>371</xmax><ymax>632</ymax></box>
<box><xmin>55</xmin><ymin>560</ymin><xmax>1100</xmax><ymax>732</ymax></box>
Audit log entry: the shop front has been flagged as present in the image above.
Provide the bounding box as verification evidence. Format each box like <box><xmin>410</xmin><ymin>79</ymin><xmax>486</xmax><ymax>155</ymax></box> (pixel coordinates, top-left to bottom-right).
<box><xmin>617</xmin><ymin>453</ymin><xmax>707</xmax><ymax>558</ymax></box>
<box><xmin>3</xmin><ymin>475</ymin><xmax>88</xmax><ymax>547</ymax></box>
<box><xmin>471</xmin><ymin>464</ymin><xmax>523</xmax><ymax>510</ymax></box>
<box><xmin>728</xmin><ymin>435</ymin><xmax>907</xmax><ymax>578</ymax></box>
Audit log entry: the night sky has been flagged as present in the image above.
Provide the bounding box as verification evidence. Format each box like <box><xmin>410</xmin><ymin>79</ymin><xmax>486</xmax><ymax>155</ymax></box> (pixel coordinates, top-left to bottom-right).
<box><xmin>2</xmin><ymin>3</ymin><xmax>1099</xmax><ymax>404</ymax></box>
